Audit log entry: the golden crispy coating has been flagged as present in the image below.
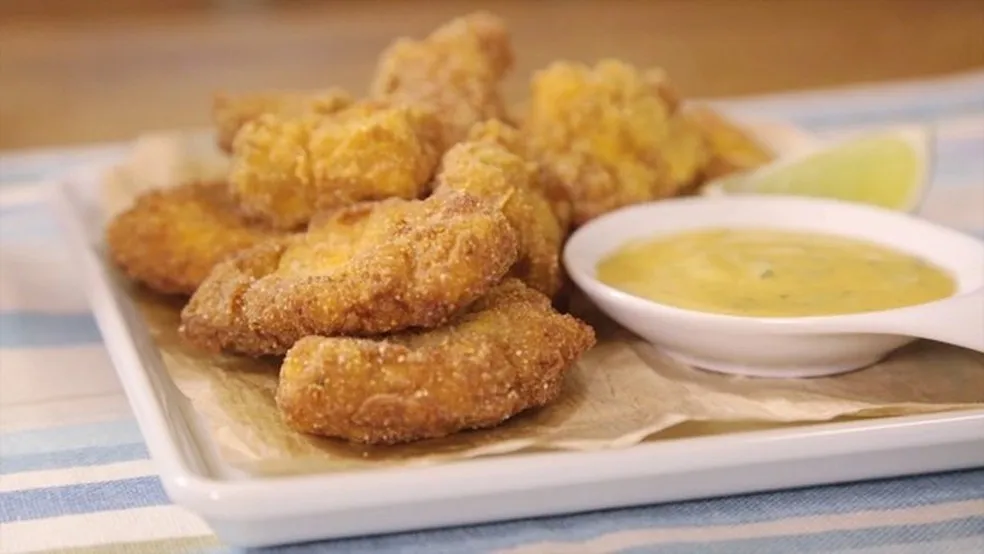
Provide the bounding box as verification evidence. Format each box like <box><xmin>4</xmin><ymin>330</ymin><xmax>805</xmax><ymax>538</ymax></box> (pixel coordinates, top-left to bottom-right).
<box><xmin>466</xmin><ymin>119</ymin><xmax>574</xmax><ymax>232</ymax></box>
<box><xmin>106</xmin><ymin>182</ymin><xmax>284</xmax><ymax>296</ymax></box>
<box><xmin>523</xmin><ymin>59</ymin><xmax>708</xmax><ymax>226</ymax></box>
<box><xmin>464</xmin><ymin>117</ymin><xmax>527</xmax><ymax>155</ymax></box>
<box><xmin>687</xmin><ymin>106</ymin><xmax>775</xmax><ymax>181</ymax></box>
<box><xmin>179</xmin><ymin>239</ymin><xmax>294</xmax><ymax>356</ymax></box>
<box><xmin>212</xmin><ymin>89</ymin><xmax>353</xmax><ymax>153</ymax></box>
<box><xmin>435</xmin><ymin>140</ymin><xmax>564</xmax><ymax>298</ymax></box>
<box><xmin>661</xmin><ymin>111</ymin><xmax>710</xmax><ymax>190</ymax></box>
<box><xmin>244</xmin><ymin>191</ymin><xmax>518</xmax><ymax>342</ymax></box>
<box><xmin>644</xmin><ymin>67</ymin><xmax>684</xmax><ymax>113</ymax></box>
<box><xmin>179</xmin><ymin>190</ymin><xmax>519</xmax><ymax>355</ymax></box>
<box><xmin>370</xmin><ymin>12</ymin><xmax>514</xmax><ymax>149</ymax></box>
<box><xmin>276</xmin><ymin>279</ymin><xmax>596</xmax><ymax>444</ymax></box>
<box><xmin>229</xmin><ymin>102</ymin><xmax>444</xmax><ymax>230</ymax></box>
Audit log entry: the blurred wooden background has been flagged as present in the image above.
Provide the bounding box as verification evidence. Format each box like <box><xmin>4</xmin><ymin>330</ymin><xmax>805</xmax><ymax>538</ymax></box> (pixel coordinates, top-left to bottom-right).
<box><xmin>1</xmin><ymin>0</ymin><xmax>982</xmax><ymax>150</ymax></box>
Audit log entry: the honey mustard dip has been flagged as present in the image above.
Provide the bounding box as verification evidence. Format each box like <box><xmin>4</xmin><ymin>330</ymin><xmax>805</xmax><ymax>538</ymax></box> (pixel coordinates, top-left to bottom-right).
<box><xmin>596</xmin><ymin>228</ymin><xmax>956</xmax><ymax>317</ymax></box>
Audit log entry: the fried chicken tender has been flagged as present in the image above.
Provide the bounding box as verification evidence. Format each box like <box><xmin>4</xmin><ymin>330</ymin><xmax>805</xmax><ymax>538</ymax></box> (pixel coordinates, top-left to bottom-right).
<box><xmin>106</xmin><ymin>181</ymin><xmax>284</xmax><ymax>296</ymax></box>
<box><xmin>276</xmin><ymin>279</ymin><xmax>596</xmax><ymax>445</ymax></box>
<box><xmin>229</xmin><ymin>102</ymin><xmax>444</xmax><ymax>230</ymax></box>
<box><xmin>371</xmin><ymin>12</ymin><xmax>514</xmax><ymax>149</ymax></box>
<box><xmin>178</xmin><ymin>239</ymin><xmax>293</xmax><ymax>356</ymax></box>
<box><xmin>212</xmin><ymin>89</ymin><xmax>353</xmax><ymax>153</ymax></box>
<box><xmin>687</xmin><ymin>105</ymin><xmax>775</xmax><ymax>181</ymax></box>
<box><xmin>662</xmin><ymin>111</ymin><xmax>710</xmax><ymax>190</ymax></box>
<box><xmin>434</xmin><ymin>139</ymin><xmax>564</xmax><ymax>298</ymax></box>
<box><xmin>524</xmin><ymin>59</ymin><xmax>708</xmax><ymax>226</ymax></box>
<box><xmin>466</xmin><ymin>119</ymin><xmax>574</xmax><ymax>232</ymax></box>
<box><xmin>179</xmin><ymin>190</ymin><xmax>519</xmax><ymax>355</ymax></box>
<box><xmin>465</xmin><ymin>117</ymin><xmax>527</xmax><ymax>155</ymax></box>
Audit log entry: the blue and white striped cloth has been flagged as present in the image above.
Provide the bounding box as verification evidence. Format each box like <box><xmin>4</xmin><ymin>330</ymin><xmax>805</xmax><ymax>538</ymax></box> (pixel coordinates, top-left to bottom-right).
<box><xmin>1</xmin><ymin>70</ymin><xmax>983</xmax><ymax>553</ymax></box>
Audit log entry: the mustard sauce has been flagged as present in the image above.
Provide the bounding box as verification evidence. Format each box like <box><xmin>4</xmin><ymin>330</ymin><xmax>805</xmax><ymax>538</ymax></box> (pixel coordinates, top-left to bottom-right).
<box><xmin>596</xmin><ymin>228</ymin><xmax>956</xmax><ymax>317</ymax></box>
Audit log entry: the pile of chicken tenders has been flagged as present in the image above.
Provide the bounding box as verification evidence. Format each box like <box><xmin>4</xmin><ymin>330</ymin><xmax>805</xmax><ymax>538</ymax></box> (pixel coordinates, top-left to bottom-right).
<box><xmin>106</xmin><ymin>12</ymin><xmax>773</xmax><ymax>445</ymax></box>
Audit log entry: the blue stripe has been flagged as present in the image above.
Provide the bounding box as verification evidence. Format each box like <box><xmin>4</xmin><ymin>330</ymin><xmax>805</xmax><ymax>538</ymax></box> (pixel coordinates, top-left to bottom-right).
<box><xmin>0</xmin><ymin>443</ymin><xmax>149</xmax><ymax>475</ymax></box>
<box><xmin>0</xmin><ymin>204</ymin><xmax>62</xmax><ymax>241</ymax></box>
<box><xmin>0</xmin><ymin>419</ymin><xmax>144</xmax><ymax>457</ymax></box>
<box><xmin>0</xmin><ymin>168</ymin><xmax>53</xmax><ymax>184</ymax></box>
<box><xmin>834</xmin><ymin>537</ymin><xmax>984</xmax><ymax>554</ymax></box>
<box><xmin>615</xmin><ymin>516</ymin><xmax>984</xmax><ymax>554</ymax></box>
<box><xmin>792</xmin><ymin>100</ymin><xmax>984</xmax><ymax>132</ymax></box>
<box><xmin>723</xmin><ymin>72</ymin><xmax>984</xmax><ymax>113</ymax></box>
<box><xmin>934</xmin><ymin>134</ymin><xmax>984</xmax><ymax>187</ymax></box>
<box><xmin>0</xmin><ymin>312</ymin><xmax>103</xmax><ymax>348</ymax></box>
<box><xmin>0</xmin><ymin>144</ymin><xmax>126</xmax><ymax>185</ymax></box>
<box><xmin>0</xmin><ymin>197</ymin><xmax>46</xmax><ymax>215</ymax></box>
<box><xmin>220</xmin><ymin>471</ymin><xmax>984</xmax><ymax>554</ymax></box>
<box><xmin>0</xmin><ymin>476</ymin><xmax>168</xmax><ymax>523</ymax></box>
<box><xmin>949</xmin><ymin>227</ymin><xmax>984</xmax><ymax>241</ymax></box>
<box><xmin>204</xmin><ymin>517</ymin><xmax>984</xmax><ymax>554</ymax></box>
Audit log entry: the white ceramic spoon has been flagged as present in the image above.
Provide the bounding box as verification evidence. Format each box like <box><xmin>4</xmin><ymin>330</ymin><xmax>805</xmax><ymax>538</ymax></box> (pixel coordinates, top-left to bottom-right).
<box><xmin>563</xmin><ymin>196</ymin><xmax>984</xmax><ymax>378</ymax></box>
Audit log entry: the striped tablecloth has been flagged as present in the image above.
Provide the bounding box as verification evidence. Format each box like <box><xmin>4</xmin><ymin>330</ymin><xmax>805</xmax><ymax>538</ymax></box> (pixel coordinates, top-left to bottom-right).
<box><xmin>2</xmin><ymin>71</ymin><xmax>984</xmax><ymax>554</ymax></box>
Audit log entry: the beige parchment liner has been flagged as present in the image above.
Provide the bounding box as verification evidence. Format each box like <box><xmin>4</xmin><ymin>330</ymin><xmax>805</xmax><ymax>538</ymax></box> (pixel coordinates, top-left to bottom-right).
<box><xmin>101</xmin><ymin>132</ymin><xmax>984</xmax><ymax>477</ymax></box>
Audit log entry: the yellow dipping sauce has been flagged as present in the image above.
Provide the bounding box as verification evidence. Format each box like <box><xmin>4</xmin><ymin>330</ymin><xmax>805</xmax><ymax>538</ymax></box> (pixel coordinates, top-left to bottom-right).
<box><xmin>596</xmin><ymin>228</ymin><xmax>956</xmax><ymax>317</ymax></box>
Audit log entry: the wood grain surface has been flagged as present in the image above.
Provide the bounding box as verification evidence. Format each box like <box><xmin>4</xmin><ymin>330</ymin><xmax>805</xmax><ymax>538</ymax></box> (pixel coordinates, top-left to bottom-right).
<box><xmin>1</xmin><ymin>0</ymin><xmax>982</xmax><ymax>150</ymax></box>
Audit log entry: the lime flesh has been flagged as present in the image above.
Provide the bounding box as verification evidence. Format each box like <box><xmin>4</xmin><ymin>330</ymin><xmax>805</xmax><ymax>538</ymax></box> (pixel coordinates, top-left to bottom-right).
<box><xmin>710</xmin><ymin>129</ymin><xmax>929</xmax><ymax>212</ymax></box>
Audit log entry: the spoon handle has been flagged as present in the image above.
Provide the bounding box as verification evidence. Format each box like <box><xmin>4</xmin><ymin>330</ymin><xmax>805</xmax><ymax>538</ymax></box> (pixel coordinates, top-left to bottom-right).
<box><xmin>895</xmin><ymin>289</ymin><xmax>984</xmax><ymax>353</ymax></box>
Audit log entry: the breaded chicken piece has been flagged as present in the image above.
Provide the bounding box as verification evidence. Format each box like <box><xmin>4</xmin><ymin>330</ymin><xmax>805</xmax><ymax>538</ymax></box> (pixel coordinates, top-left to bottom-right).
<box><xmin>370</xmin><ymin>12</ymin><xmax>514</xmax><ymax>149</ymax></box>
<box><xmin>276</xmin><ymin>279</ymin><xmax>596</xmax><ymax>445</ymax></box>
<box><xmin>178</xmin><ymin>239</ymin><xmax>292</xmax><ymax>356</ymax></box>
<box><xmin>106</xmin><ymin>181</ymin><xmax>284</xmax><ymax>296</ymax></box>
<box><xmin>466</xmin><ymin>119</ymin><xmax>574</xmax><ymax>232</ymax></box>
<box><xmin>434</xmin><ymin>140</ymin><xmax>564</xmax><ymax>298</ymax></box>
<box><xmin>212</xmin><ymin>89</ymin><xmax>353</xmax><ymax>153</ymax></box>
<box><xmin>523</xmin><ymin>59</ymin><xmax>708</xmax><ymax>226</ymax></box>
<box><xmin>687</xmin><ymin>105</ymin><xmax>775</xmax><ymax>181</ymax></box>
<box><xmin>229</xmin><ymin>102</ymin><xmax>444</xmax><ymax>230</ymax></box>
<box><xmin>464</xmin><ymin>116</ymin><xmax>529</xmax><ymax>153</ymax></box>
<box><xmin>179</xmin><ymin>190</ymin><xmax>518</xmax><ymax>355</ymax></box>
<box><xmin>662</xmin><ymin>111</ymin><xmax>710</xmax><ymax>190</ymax></box>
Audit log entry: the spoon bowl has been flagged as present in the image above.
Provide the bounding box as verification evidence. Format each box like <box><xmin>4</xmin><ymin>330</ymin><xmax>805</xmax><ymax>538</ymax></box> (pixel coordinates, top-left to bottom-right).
<box><xmin>563</xmin><ymin>196</ymin><xmax>984</xmax><ymax>378</ymax></box>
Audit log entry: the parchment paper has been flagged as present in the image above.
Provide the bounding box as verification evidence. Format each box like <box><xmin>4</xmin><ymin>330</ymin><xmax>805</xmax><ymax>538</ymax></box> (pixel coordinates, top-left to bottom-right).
<box><xmin>103</xmin><ymin>132</ymin><xmax>984</xmax><ymax>477</ymax></box>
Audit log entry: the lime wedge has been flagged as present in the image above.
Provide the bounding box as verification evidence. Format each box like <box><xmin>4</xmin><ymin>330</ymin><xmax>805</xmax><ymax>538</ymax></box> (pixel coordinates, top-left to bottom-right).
<box><xmin>702</xmin><ymin>127</ymin><xmax>931</xmax><ymax>212</ymax></box>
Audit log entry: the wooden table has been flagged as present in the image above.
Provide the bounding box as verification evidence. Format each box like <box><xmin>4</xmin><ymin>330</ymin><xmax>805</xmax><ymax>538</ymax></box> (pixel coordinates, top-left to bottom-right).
<box><xmin>1</xmin><ymin>0</ymin><xmax>982</xmax><ymax>150</ymax></box>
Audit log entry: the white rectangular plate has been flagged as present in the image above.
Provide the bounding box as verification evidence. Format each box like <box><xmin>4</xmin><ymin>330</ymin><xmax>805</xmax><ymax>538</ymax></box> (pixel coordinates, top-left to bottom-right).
<box><xmin>51</xmin><ymin>123</ymin><xmax>984</xmax><ymax>548</ymax></box>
